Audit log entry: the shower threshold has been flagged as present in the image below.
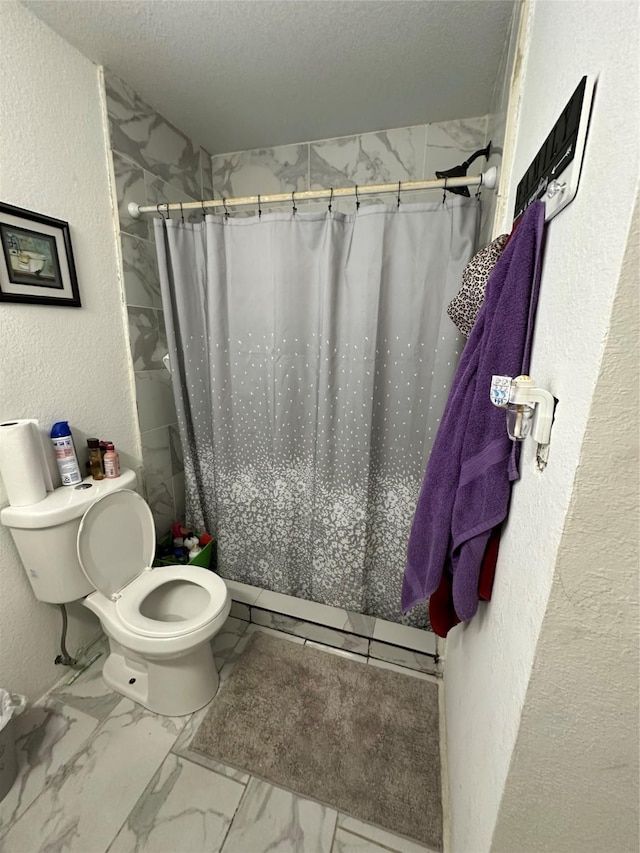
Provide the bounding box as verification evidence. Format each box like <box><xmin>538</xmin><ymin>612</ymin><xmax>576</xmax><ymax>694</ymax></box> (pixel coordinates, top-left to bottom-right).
<box><xmin>222</xmin><ymin>579</ymin><xmax>444</xmax><ymax>678</ymax></box>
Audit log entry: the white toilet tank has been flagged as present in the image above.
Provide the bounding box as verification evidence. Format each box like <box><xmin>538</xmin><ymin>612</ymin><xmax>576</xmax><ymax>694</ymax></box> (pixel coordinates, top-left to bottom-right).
<box><xmin>1</xmin><ymin>468</ymin><xmax>138</xmax><ymax>604</ymax></box>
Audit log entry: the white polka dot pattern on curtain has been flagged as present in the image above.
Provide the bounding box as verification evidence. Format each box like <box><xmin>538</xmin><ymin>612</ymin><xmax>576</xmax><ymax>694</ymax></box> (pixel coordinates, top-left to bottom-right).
<box><xmin>155</xmin><ymin>199</ymin><xmax>477</xmax><ymax>627</ymax></box>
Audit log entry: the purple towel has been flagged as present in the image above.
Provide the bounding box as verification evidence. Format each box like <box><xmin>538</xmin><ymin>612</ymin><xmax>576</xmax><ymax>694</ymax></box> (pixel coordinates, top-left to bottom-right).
<box><xmin>403</xmin><ymin>201</ymin><xmax>546</xmax><ymax>620</ymax></box>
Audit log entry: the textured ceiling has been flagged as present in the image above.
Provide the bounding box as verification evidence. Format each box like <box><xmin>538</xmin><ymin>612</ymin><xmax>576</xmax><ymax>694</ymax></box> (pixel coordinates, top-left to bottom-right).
<box><xmin>23</xmin><ymin>0</ymin><xmax>515</xmax><ymax>154</ymax></box>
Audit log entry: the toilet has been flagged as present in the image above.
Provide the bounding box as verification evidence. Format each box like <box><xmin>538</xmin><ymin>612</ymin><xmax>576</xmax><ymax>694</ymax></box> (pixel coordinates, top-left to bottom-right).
<box><xmin>0</xmin><ymin>469</ymin><xmax>230</xmax><ymax>716</ymax></box>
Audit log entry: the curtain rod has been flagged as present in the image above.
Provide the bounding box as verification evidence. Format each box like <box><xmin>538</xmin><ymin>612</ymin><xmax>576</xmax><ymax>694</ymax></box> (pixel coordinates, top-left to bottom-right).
<box><xmin>128</xmin><ymin>166</ymin><xmax>498</xmax><ymax>218</ymax></box>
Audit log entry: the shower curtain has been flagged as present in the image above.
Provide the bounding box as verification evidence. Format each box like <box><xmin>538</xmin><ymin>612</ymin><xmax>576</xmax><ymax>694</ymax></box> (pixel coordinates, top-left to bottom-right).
<box><xmin>155</xmin><ymin>199</ymin><xmax>477</xmax><ymax>625</ymax></box>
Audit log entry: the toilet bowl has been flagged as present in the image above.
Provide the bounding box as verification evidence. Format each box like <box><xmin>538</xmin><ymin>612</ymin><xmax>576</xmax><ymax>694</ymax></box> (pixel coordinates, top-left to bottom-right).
<box><xmin>76</xmin><ymin>489</ymin><xmax>230</xmax><ymax>716</ymax></box>
<box><xmin>0</xmin><ymin>471</ymin><xmax>230</xmax><ymax>718</ymax></box>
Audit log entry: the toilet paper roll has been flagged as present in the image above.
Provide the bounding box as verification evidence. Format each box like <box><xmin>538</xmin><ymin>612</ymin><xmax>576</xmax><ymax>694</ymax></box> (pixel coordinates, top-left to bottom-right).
<box><xmin>0</xmin><ymin>420</ymin><xmax>48</xmax><ymax>506</ymax></box>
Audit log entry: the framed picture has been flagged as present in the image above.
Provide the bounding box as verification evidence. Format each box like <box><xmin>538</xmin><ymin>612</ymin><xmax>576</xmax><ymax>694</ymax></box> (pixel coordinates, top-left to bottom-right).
<box><xmin>0</xmin><ymin>202</ymin><xmax>81</xmax><ymax>307</ymax></box>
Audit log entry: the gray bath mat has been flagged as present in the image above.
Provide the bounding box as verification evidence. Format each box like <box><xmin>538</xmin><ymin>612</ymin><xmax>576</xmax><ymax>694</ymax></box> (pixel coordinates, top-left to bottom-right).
<box><xmin>192</xmin><ymin>632</ymin><xmax>443</xmax><ymax>849</ymax></box>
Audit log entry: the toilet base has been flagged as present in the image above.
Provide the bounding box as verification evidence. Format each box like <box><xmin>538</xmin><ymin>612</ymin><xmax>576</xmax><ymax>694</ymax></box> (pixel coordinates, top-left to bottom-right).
<box><xmin>102</xmin><ymin>638</ymin><xmax>219</xmax><ymax>716</ymax></box>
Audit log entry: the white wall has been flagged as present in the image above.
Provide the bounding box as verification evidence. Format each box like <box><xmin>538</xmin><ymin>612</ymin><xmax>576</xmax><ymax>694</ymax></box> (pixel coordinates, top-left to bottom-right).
<box><xmin>443</xmin><ymin>2</ymin><xmax>639</xmax><ymax>851</ymax></box>
<box><xmin>492</xmin><ymin>197</ymin><xmax>639</xmax><ymax>852</ymax></box>
<box><xmin>0</xmin><ymin>1</ymin><xmax>140</xmax><ymax>702</ymax></box>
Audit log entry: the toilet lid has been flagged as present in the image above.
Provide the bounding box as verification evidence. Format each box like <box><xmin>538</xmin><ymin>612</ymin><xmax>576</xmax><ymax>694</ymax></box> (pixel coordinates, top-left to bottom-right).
<box><xmin>77</xmin><ymin>490</ymin><xmax>155</xmax><ymax>598</ymax></box>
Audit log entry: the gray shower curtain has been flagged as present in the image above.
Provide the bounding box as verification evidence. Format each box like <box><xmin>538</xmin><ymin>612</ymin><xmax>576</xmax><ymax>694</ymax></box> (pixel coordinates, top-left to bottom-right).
<box><xmin>155</xmin><ymin>199</ymin><xmax>477</xmax><ymax>625</ymax></box>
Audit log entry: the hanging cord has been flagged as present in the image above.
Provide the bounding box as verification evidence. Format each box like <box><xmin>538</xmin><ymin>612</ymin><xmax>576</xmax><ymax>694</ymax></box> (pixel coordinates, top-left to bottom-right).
<box><xmin>54</xmin><ymin>604</ymin><xmax>77</xmax><ymax>667</ymax></box>
<box><xmin>328</xmin><ymin>187</ymin><xmax>334</xmax><ymax>213</ymax></box>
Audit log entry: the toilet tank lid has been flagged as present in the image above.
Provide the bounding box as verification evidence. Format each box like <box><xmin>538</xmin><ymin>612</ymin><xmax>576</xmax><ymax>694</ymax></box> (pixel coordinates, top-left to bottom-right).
<box><xmin>0</xmin><ymin>468</ymin><xmax>137</xmax><ymax>529</ymax></box>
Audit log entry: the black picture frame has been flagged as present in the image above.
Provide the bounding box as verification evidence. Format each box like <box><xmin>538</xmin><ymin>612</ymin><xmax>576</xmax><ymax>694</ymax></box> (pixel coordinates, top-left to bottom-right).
<box><xmin>0</xmin><ymin>202</ymin><xmax>81</xmax><ymax>307</ymax></box>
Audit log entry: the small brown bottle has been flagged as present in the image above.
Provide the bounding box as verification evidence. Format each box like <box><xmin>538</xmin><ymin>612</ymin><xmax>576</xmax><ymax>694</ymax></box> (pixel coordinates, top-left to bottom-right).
<box><xmin>87</xmin><ymin>438</ymin><xmax>104</xmax><ymax>480</ymax></box>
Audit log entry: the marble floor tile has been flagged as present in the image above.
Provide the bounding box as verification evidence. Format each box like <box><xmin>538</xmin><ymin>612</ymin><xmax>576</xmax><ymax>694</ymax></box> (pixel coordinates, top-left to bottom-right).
<box><xmin>371</xmin><ymin>619</ymin><xmax>436</xmax><ymax>656</ymax></box>
<box><xmin>46</xmin><ymin>639</ymin><xmax>121</xmax><ymax>721</ymax></box>
<box><xmin>250</xmin><ymin>609</ymin><xmax>369</xmax><ymax>655</ymax></box>
<box><xmin>335</xmin><ymin>816</ymin><xmax>434</xmax><ymax>853</ymax></box>
<box><xmin>108</xmin><ymin>753</ymin><xmax>245</xmax><ymax>853</ymax></box>
<box><xmin>304</xmin><ymin>641</ymin><xmax>367</xmax><ymax>664</ymax></box>
<box><xmin>254</xmin><ymin>589</ymin><xmax>375</xmax><ymax>637</ymax></box>
<box><xmin>211</xmin><ymin>616</ymin><xmax>249</xmax><ymax>668</ymax></box>
<box><xmin>221</xmin><ymin>777</ymin><xmax>337</xmax><ymax>853</ymax></box>
<box><xmin>368</xmin><ymin>640</ymin><xmax>438</xmax><ymax>675</ymax></box>
<box><xmin>0</xmin><ymin>703</ymin><xmax>99</xmax><ymax>839</ymax></box>
<box><xmin>1</xmin><ymin>698</ymin><xmax>187</xmax><ymax>853</ymax></box>
<box><xmin>367</xmin><ymin>658</ymin><xmax>440</xmax><ymax>684</ymax></box>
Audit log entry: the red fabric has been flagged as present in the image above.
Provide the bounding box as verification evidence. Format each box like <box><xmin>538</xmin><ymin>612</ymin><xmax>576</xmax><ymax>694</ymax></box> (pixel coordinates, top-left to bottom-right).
<box><xmin>478</xmin><ymin>524</ymin><xmax>501</xmax><ymax>601</ymax></box>
<box><xmin>428</xmin><ymin>571</ymin><xmax>460</xmax><ymax>638</ymax></box>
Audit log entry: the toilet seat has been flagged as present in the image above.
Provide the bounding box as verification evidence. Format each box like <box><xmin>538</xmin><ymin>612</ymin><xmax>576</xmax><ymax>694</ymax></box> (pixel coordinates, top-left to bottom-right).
<box><xmin>115</xmin><ymin>565</ymin><xmax>228</xmax><ymax>638</ymax></box>
<box><xmin>77</xmin><ymin>489</ymin><xmax>226</xmax><ymax>640</ymax></box>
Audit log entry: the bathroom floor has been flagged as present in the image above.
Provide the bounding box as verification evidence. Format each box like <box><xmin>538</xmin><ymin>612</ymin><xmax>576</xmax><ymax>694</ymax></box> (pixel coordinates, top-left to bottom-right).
<box><xmin>0</xmin><ymin>617</ymin><xmax>440</xmax><ymax>853</ymax></box>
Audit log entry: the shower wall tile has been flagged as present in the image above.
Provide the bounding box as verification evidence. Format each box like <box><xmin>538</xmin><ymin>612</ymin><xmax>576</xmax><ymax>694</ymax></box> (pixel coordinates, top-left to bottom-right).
<box><xmin>211</xmin><ymin>143</ymin><xmax>309</xmax><ymax>200</ymax></box>
<box><xmin>141</xmin><ymin>426</ymin><xmax>173</xmax><ymax>495</ymax></box>
<box><xmin>368</xmin><ymin>639</ymin><xmax>438</xmax><ymax>675</ymax></box>
<box><xmin>113</xmin><ymin>150</ymin><xmax>149</xmax><ymax>239</ymax></box>
<box><xmin>255</xmin><ymin>588</ymin><xmax>375</xmax><ymax>637</ymax></box>
<box><xmin>146</xmin><ymin>473</ymin><xmax>174</xmax><ymax>537</ymax></box>
<box><xmin>309</xmin><ymin>125</ymin><xmax>427</xmax><ymax>192</ymax></box>
<box><xmin>121</xmin><ymin>233</ymin><xmax>162</xmax><ymax>310</ymax></box>
<box><xmin>250</xmin><ymin>608</ymin><xmax>369</xmax><ymax>655</ymax></box>
<box><xmin>168</xmin><ymin>423</ymin><xmax>184</xmax><ymax>475</ymax></box>
<box><xmin>200</xmin><ymin>146</ymin><xmax>214</xmax><ymax>198</ymax></box>
<box><xmin>423</xmin><ymin>115</ymin><xmax>489</xmax><ymax>180</ymax></box>
<box><xmin>127</xmin><ymin>306</ymin><xmax>166</xmax><ymax>371</ymax></box>
<box><xmin>135</xmin><ymin>369</ymin><xmax>177</xmax><ymax>432</ymax></box>
<box><xmin>105</xmin><ymin>70</ymin><xmax>201</xmax><ymax>198</ymax></box>
<box><xmin>172</xmin><ymin>471</ymin><xmax>185</xmax><ymax>524</ymax></box>
<box><xmin>145</xmin><ymin>171</ymin><xmax>201</xmax><ymax>222</ymax></box>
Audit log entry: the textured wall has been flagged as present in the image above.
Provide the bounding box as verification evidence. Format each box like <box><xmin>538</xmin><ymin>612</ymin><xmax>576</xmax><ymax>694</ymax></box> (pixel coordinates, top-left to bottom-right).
<box><xmin>102</xmin><ymin>70</ymin><xmax>213</xmax><ymax>534</ymax></box>
<box><xmin>210</xmin><ymin>116</ymin><xmax>489</xmax><ymax>217</ymax></box>
<box><xmin>492</xmin><ymin>197</ymin><xmax>639</xmax><ymax>853</ymax></box>
<box><xmin>443</xmin><ymin>2</ymin><xmax>639</xmax><ymax>851</ymax></box>
<box><xmin>0</xmin><ymin>3</ymin><xmax>140</xmax><ymax>701</ymax></box>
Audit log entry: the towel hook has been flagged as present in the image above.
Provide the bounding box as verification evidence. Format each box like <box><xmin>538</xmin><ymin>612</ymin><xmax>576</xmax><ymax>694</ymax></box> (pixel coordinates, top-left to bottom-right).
<box><xmin>397</xmin><ymin>181</ymin><xmax>401</xmax><ymax>210</ymax></box>
<box><xmin>328</xmin><ymin>187</ymin><xmax>334</xmax><ymax>213</ymax></box>
<box><xmin>292</xmin><ymin>191</ymin><xmax>297</xmax><ymax>216</ymax></box>
<box><xmin>355</xmin><ymin>184</ymin><xmax>360</xmax><ymax>212</ymax></box>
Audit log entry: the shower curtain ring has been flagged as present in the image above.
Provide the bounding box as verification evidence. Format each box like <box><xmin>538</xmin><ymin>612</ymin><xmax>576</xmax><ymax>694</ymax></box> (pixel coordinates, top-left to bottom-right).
<box><xmin>328</xmin><ymin>187</ymin><xmax>334</xmax><ymax>213</ymax></box>
<box><xmin>355</xmin><ymin>185</ymin><xmax>360</xmax><ymax>212</ymax></box>
<box><xmin>201</xmin><ymin>199</ymin><xmax>207</xmax><ymax>218</ymax></box>
<box><xmin>179</xmin><ymin>202</ymin><xmax>184</xmax><ymax>224</ymax></box>
<box><xmin>292</xmin><ymin>191</ymin><xmax>297</xmax><ymax>216</ymax></box>
<box><xmin>223</xmin><ymin>198</ymin><xmax>229</xmax><ymax>219</ymax></box>
<box><xmin>475</xmin><ymin>171</ymin><xmax>484</xmax><ymax>200</ymax></box>
<box><xmin>397</xmin><ymin>181</ymin><xmax>401</xmax><ymax>210</ymax></box>
<box><xmin>442</xmin><ymin>177</ymin><xmax>448</xmax><ymax>205</ymax></box>
<box><xmin>258</xmin><ymin>195</ymin><xmax>262</xmax><ymax>218</ymax></box>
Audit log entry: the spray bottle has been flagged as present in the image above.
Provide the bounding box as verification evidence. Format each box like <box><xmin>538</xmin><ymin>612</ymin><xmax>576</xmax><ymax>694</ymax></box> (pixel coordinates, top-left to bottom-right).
<box><xmin>50</xmin><ymin>421</ymin><xmax>82</xmax><ymax>486</ymax></box>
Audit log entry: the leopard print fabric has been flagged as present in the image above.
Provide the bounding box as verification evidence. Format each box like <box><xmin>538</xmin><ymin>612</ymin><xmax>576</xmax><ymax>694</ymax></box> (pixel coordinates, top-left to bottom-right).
<box><xmin>447</xmin><ymin>233</ymin><xmax>509</xmax><ymax>337</ymax></box>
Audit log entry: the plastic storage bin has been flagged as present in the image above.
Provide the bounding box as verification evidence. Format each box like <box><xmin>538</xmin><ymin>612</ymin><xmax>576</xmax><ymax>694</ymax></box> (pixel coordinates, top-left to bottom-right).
<box><xmin>153</xmin><ymin>534</ymin><xmax>216</xmax><ymax>571</ymax></box>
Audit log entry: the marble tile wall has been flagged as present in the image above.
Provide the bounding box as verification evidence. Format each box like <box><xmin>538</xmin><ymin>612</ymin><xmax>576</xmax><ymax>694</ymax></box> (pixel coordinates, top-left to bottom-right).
<box><xmin>103</xmin><ymin>69</ymin><xmax>213</xmax><ymax>534</ymax></box>
<box><xmin>211</xmin><ymin>116</ymin><xmax>489</xmax><ymax>217</ymax></box>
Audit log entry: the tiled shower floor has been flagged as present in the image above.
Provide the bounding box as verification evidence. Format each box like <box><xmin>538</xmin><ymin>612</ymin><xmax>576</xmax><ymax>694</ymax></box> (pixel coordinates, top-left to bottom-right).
<box><xmin>0</xmin><ymin>617</ymin><xmax>439</xmax><ymax>853</ymax></box>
